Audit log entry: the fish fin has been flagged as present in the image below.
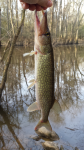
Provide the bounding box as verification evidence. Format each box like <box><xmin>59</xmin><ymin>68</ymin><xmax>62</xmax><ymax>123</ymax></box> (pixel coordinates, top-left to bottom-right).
<box><xmin>29</xmin><ymin>79</ymin><xmax>35</xmax><ymax>83</ymax></box>
<box><xmin>28</xmin><ymin>81</ymin><xmax>35</xmax><ymax>89</ymax></box>
<box><xmin>35</xmin><ymin>120</ymin><xmax>52</xmax><ymax>131</ymax></box>
<box><xmin>23</xmin><ymin>51</ymin><xmax>35</xmax><ymax>57</ymax></box>
<box><xmin>29</xmin><ymin>51</ymin><xmax>36</xmax><ymax>56</ymax></box>
<box><xmin>50</xmin><ymin>100</ymin><xmax>62</xmax><ymax>115</ymax></box>
<box><xmin>27</xmin><ymin>101</ymin><xmax>40</xmax><ymax>112</ymax></box>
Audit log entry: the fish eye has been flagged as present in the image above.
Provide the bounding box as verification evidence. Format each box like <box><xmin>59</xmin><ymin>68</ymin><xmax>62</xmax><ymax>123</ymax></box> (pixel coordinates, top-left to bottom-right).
<box><xmin>43</xmin><ymin>32</ymin><xmax>50</xmax><ymax>36</ymax></box>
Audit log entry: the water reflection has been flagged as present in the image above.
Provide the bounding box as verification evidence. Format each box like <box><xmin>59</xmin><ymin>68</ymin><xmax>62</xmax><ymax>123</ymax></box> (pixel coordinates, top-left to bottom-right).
<box><xmin>0</xmin><ymin>105</ymin><xmax>24</xmax><ymax>149</ymax></box>
<box><xmin>0</xmin><ymin>45</ymin><xmax>84</xmax><ymax>149</ymax></box>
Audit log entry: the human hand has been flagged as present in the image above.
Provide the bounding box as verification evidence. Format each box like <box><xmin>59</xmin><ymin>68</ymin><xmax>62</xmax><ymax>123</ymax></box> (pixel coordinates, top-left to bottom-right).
<box><xmin>20</xmin><ymin>0</ymin><xmax>52</xmax><ymax>11</ymax></box>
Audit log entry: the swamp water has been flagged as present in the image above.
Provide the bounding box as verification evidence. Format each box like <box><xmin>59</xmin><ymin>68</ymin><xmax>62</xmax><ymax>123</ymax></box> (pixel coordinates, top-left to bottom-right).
<box><xmin>0</xmin><ymin>45</ymin><xmax>84</xmax><ymax>150</ymax></box>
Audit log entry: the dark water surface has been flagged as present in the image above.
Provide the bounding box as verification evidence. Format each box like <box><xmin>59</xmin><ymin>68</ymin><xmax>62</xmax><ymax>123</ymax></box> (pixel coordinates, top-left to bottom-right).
<box><xmin>0</xmin><ymin>45</ymin><xmax>84</xmax><ymax>150</ymax></box>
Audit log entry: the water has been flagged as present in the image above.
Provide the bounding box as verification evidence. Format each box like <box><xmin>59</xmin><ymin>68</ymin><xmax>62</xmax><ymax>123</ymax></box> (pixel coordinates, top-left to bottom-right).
<box><xmin>0</xmin><ymin>45</ymin><xmax>84</xmax><ymax>150</ymax></box>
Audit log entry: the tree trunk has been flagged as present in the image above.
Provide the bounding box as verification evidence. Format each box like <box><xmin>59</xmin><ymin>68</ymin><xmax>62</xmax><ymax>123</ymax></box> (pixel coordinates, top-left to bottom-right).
<box><xmin>7</xmin><ymin>0</ymin><xmax>9</xmax><ymax>31</ymax></box>
<box><xmin>51</xmin><ymin>0</ymin><xmax>55</xmax><ymax>42</ymax></box>
<box><xmin>0</xmin><ymin>8</ymin><xmax>1</xmax><ymax>46</ymax></box>
<box><xmin>16</xmin><ymin>0</ymin><xmax>18</xmax><ymax>28</ymax></box>
<box><xmin>55</xmin><ymin>0</ymin><xmax>58</xmax><ymax>39</ymax></box>
<box><xmin>9</xmin><ymin>0</ymin><xmax>14</xmax><ymax>36</ymax></box>
<box><xmin>75</xmin><ymin>1</ymin><xmax>79</xmax><ymax>44</ymax></box>
<box><xmin>59</xmin><ymin>0</ymin><xmax>62</xmax><ymax>38</ymax></box>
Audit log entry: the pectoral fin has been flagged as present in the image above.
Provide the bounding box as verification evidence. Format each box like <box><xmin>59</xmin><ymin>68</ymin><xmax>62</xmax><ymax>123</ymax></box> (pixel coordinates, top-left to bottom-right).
<box><xmin>50</xmin><ymin>100</ymin><xmax>62</xmax><ymax>115</ymax></box>
<box><xmin>27</xmin><ymin>101</ymin><xmax>40</xmax><ymax>112</ymax></box>
<box><xmin>29</xmin><ymin>51</ymin><xmax>36</xmax><ymax>56</ymax></box>
<box><xmin>28</xmin><ymin>81</ymin><xmax>35</xmax><ymax>89</ymax></box>
<box><xmin>23</xmin><ymin>51</ymin><xmax>35</xmax><ymax>57</ymax></box>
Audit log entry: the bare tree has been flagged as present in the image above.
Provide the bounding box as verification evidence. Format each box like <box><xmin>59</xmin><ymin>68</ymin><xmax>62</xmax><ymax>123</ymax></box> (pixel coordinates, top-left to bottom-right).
<box><xmin>0</xmin><ymin>8</ymin><xmax>1</xmax><ymax>46</ymax></box>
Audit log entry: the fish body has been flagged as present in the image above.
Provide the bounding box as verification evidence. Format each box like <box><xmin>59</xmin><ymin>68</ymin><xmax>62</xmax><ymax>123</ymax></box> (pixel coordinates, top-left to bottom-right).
<box><xmin>27</xmin><ymin>10</ymin><xmax>61</xmax><ymax>131</ymax></box>
<box><xmin>35</xmin><ymin>41</ymin><xmax>54</xmax><ymax>122</ymax></box>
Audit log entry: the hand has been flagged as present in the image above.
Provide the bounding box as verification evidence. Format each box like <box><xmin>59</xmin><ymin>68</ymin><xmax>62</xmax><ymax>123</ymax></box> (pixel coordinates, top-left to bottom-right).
<box><xmin>20</xmin><ymin>0</ymin><xmax>52</xmax><ymax>11</ymax></box>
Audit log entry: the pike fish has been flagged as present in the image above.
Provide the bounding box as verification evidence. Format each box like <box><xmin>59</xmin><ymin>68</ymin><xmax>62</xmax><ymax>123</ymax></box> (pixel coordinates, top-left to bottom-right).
<box><xmin>23</xmin><ymin>10</ymin><xmax>61</xmax><ymax>131</ymax></box>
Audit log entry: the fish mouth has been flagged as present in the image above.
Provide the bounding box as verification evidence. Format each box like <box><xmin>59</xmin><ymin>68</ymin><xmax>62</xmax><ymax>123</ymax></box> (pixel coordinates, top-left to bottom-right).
<box><xmin>35</xmin><ymin>10</ymin><xmax>48</xmax><ymax>36</ymax></box>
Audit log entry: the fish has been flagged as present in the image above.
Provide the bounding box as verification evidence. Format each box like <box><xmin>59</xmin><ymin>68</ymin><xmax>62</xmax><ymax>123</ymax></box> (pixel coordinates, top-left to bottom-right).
<box><xmin>23</xmin><ymin>10</ymin><xmax>61</xmax><ymax>131</ymax></box>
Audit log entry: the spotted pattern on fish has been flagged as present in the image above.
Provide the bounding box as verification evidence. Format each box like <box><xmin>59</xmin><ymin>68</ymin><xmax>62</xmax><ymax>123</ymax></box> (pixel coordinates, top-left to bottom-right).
<box><xmin>36</xmin><ymin>49</ymin><xmax>54</xmax><ymax>122</ymax></box>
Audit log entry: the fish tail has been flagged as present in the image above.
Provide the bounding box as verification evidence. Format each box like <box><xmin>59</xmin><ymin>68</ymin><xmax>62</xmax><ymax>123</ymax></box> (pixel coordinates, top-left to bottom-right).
<box><xmin>34</xmin><ymin>119</ymin><xmax>52</xmax><ymax>131</ymax></box>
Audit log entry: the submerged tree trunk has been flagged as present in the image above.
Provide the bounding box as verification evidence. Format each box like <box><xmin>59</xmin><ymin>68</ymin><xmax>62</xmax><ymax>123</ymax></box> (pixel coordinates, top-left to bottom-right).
<box><xmin>0</xmin><ymin>9</ymin><xmax>25</xmax><ymax>100</ymax></box>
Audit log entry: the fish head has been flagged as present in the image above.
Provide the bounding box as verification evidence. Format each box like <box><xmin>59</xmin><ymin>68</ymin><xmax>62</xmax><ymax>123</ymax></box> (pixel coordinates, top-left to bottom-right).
<box><xmin>35</xmin><ymin>10</ymin><xmax>51</xmax><ymax>49</ymax></box>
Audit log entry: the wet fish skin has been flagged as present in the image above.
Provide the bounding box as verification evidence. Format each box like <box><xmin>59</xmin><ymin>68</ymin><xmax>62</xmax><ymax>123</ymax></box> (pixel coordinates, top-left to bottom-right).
<box><xmin>36</xmin><ymin>48</ymin><xmax>54</xmax><ymax>120</ymax></box>
<box><xmin>34</xmin><ymin>11</ymin><xmax>54</xmax><ymax>130</ymax></box>
<box><xmin>27</xmin><ymin>10</ymin><xmax>61</xmax><ymax>131</ymax></box>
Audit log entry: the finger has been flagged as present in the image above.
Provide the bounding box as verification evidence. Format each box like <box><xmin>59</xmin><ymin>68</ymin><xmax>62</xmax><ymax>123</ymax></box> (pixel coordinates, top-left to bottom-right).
<box><xmin>35</xmin><ymin>4</ymin><xmax>42</xmax><ymax>11</ymax></box>
<box><xmin>29</xmin><ymin>4</ymin><xmax>36</xmax><ymax>11</ymax></box>
<box><xmin>21</xmin><ymin>2</ymin><xmax>29</xmax><ymax>9</ymax></box>
<box><xmin>35</xmin><ymin>5</ymin><xmax>47</xmax><ymax>11</ymax></box>
<box><xmin>43</xmin><ymin>7</ymin><xmax>48</xmax><ymax>10</ymax></box>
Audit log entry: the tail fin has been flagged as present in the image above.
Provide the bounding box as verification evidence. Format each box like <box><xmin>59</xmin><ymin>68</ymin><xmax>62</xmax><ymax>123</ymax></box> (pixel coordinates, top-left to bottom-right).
<box><xmin>35</xmin><ymin>120</ymin><xmax>52</xmax><ymax>131</ymax></box>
